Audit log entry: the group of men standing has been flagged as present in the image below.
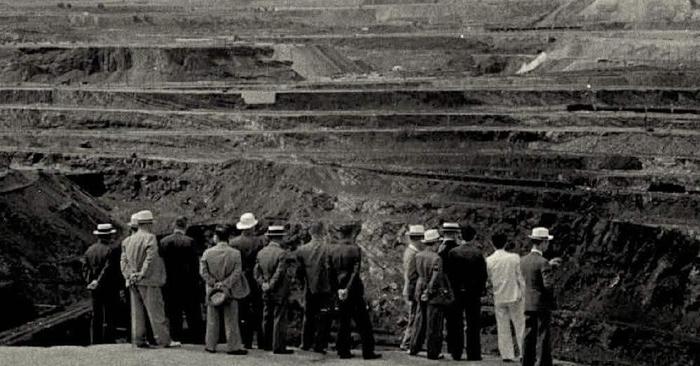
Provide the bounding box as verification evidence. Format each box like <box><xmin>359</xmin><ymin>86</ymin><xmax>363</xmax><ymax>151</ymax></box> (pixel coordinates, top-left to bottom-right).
<box><xmin>81</xmin><ymin>211</ymin><xmax>380</xmax><ymax>359</ymax></box>
<box><xmin>401</xmin><ymin>223</ymin><xmax>560</xmax><ymax>366</ymax></box>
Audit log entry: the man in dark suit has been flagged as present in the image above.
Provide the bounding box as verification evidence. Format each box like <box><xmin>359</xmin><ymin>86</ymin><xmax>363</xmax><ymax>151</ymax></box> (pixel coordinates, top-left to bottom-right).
<box><xmin>254</xmin><ymin>226</ymin><xmax>294</xmax><ymax>354</ymax></box>
<box><xmin>410</xmin><ymin>229</ymin><xmax>454</xmax><ymax>360</ymax></box>
<box><xmin>159</xmin><ymin>216</ymin><xmax>203</xmax><ymax>343</ymax></box>
<box><xmin>295</xmin><ymin>222</ymin><xmax>334</xmax><ymax>354</ymax></box>
<box><xmin>521</xmin><ymin>227</ymin><xmax>562</xmax><ymax>366</ymax></box>
<box><xmin>83</xmin><ymin>223</ymin><xmax>123</xmax><ymax>344</ymax></box>
<box><xmin>229</xmin><ymin>213</ymin><xmax>266</xmax><ymax>349</ymax></box>
<box><xmin>445</xmin><ymin>224</ymin><xmax>486</xmax><ymax>361</ymax></box>
<box><xmin>329</xmin><ymin>223</ymin><xmax>381</xmax><ymax>360</ymax></box>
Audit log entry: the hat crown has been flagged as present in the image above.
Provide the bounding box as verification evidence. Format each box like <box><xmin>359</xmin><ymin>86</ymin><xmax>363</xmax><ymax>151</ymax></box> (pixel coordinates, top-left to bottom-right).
<box><xmin>266</xmin><ymin>225</ymin><xmax>286</xmax><ymax>236</ymax></box>
<box><xmin>408</xmin><ymin>224</ymin><xmax>425</xmax><ymax>236</ymax></box>
<box><xmin>94</xmin><ymin>223</ymin><xmax>117</xmax><ymax>235</ymax></box>
<box><xmin>237</xmin><ymin>212</ymin><xmax>259</xmax><ymax>230</ymax></box>
<box><xmin>422</xmin><ymin>229</ymin><xmax>441</xmax><ymax>243</ymax></box>
<box><xmin>129</xmin><ymin>214</ymin><xmax>139</xmax><ymax>227</ymax></box>
<box><xmin>134</xmin><ymin>210</ymin><xmax>154</xmax><ymax>223</ymax></box>
<box><xmin>530</xmin><ymin>227</ymin><xmax>552</xmax><ymax>239</ymax></box>
<box><xmin>97</xmin><ymin>223</ymin><xmax>113</xmax><ymax>231</ymax></box>
<box><xmin>441</xmin><ymin>222</ymin><xmax>460</xmax><ymax>231</ymax></box>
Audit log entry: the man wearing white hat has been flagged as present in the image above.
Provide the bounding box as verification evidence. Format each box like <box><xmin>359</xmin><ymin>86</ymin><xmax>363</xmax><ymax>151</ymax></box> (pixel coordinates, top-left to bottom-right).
<box><xmin>521</xmin><ymin>227</ymin><xmax>561</xmax><ymax>366</ymax></box>
<box><xmin>254</xmin><ymin>225</ymin><xmax>294</xmax><ymax>354</ymax></box>
<box><xmin>400</xmin><ymin>224</ymin><xmax>424</xmax><ymax>350</ymax></box>
<box><xmin>120</xmin><ymin>210</ymin><xmax>180</xmax><ymax>348</ymax></box>
<box><xmin>83</xmin><ymin>223</ymin><xmax>121</xmax><ymax>344</ymax></box>
<box><xmin>229</xmin><ymin>212</ymin><xmax>266</xmax><ymax>349</ymax></box>
<box><xmin>409</xmin><ymin>229</ymin><xmax>454</xmax><ymax>360</ymax></box>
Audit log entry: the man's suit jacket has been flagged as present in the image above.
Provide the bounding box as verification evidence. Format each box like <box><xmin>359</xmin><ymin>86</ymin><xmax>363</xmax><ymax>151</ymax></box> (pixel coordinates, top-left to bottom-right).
<box><xmin>446</xmin><ymin>244</ymin><xmax>487</xmax><ymax>300</ymax></box>
<box><xmin>520</xmin><ymin>251</ymin><xmax>555</xmax><ymax>312</ymax></box>
<box><xmin>160</xmin><ymin>230</ymin><xmax>199</xmax><ymax>288</ymax></box>
<box><xmin>83</xmin><ymin>241</ymin><xmax>122</xmax><ymax>292</ymax></box>
<box><xmin>415</xmin><ymin>249</ymin><xmax>454</xmax><ymax>306</ymax></box>
<box><xmin>255</xmin><ymin>241</ymin><xmax>292</xmax><ymax>301</ymax></box>
<box><xmin>229</xmin><ymin>234</ymin><xmax>266</xmax><ymax>290</ymax></box>
<box><xmin>295</xmin><ymin>240</ymin><xmax>332</xmax><ymax>294</ymax></box>
<box><xmin>329</xmin><ymin>244</ymin><xmax>363</xmax><ymax>298</ymax></box>
<box><xmin>402</xmin><ymin>243</ymin><xmax>420</xmax><ymax>300</ymax></box>
<box><xmin>120</xmin><ymin>230</ymin><xmax>167</xmax><ymax>287</ymax></box>
<box><xmin>200</xmin><ymin>242</ymin><xmax>250</xmax><ymax>304</ymax></box>
<box><xmin>486</xmin><ymin>249</ymin><xmax>525</xmax><ymax>305</ymax></box>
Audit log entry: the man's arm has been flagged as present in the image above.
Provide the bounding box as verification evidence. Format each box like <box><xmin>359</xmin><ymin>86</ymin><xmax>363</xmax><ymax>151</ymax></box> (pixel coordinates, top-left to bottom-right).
<box><xmin>254</xmin><ymin>258</ymin><xmax>265</xmax><ymax>285</ymax></box>
<box><xmin>137</xmin><ymin>234</ymin><xmax>158</xmax><ymax>279</ymax></box>
<box><xmin>344</xmin><ymin>248</ymin><xmax>361</xmax><ymax>293</ymax></box>
<box><xmin>426</xmin><ymin>257</ymin><xmax>443</xmax><ymax>298</ymax></box>
<box><xmin>268</xmin><ymin>253</ymin><xmax>287</xmax><ymax>291</ymax></box>
<box><xmin>120</xmin><ymin>239</ymin><xmax>133</xmax><ymax>281</ymax></box>
<box><xmin>222</xmin><ymin>250</ymin><xmax>243</xmax><ymax>290</ymax></box>
<box><xmin>477</xmin><ymin>254</ymin><xmax>488</xmax><ymax>296</ymax></box>
<box><xmin>199</xmin><ymin>253</ymin><xmax>216</xmax><ymax>287</ymax></box>
<box><xmin>541</xmin><ymin>260</ymin><xmax>554</xmax><ymax>292</ymax></box>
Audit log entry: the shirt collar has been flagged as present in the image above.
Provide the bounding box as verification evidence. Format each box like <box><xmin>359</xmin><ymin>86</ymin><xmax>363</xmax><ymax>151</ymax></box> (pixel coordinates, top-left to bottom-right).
<box><xmin>530</xmin><ymin>248</ymin><xmax>543</xmax><ymax>256</ymax></box>
<box><xmin>408</xmin><ymin>243</ymin><xmax>420</xmax><ymax>252</ymax></box>
<box><xmin>174</xmin><ymin>229</ymin><xmax>186</xmax><ymax>235</ymax></box>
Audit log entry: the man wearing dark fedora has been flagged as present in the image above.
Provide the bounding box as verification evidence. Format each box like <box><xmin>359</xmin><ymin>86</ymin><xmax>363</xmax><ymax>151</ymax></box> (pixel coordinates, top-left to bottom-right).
<box><xmin>409</xmin><ymin>229</ymin><xmax>454</xmax><ymax>360</ymax></box>
<box><xmin>521</xmin><ymin>227</ymin><xmax>562</xmax><ymax>366</ymax></box>
<box><xmin>330</xmin><ymin>223</ymin><xmax>381</xmax><ymax>360</ymax></box>
<box><xmin>200</xmin><ymin>225</ymin><xmax>250</xmax><ymax>355</ymax></box>
<box><xmin>229</xmin><ymin>212</ymin><xmax>266</xmax><ymax>349</ymax></box>
<box><xmin>445</xmin><ymin>223</ymin><xmax>487</xmax><ymax>361</ymax></box>
<box><xmin>160</xmin><ymin>216</ymin><xmax>203</xmax><ymax>343</ymax></box>
<box><xmin>83</xmin><ymin>223</ymin><xmax>122</xmax><ymax>344</ymax></box>
<box><xmin>254</xmin><ymin>225</ymin><xmax>294</xmax><ymax>354</ymax></box>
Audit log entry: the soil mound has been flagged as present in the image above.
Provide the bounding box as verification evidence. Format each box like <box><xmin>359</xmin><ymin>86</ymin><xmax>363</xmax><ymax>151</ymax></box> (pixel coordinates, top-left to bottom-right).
<box><xmin>0</xmin><ymin>168</ymin><xmax>117</xmax><ymax>332</ymax></box>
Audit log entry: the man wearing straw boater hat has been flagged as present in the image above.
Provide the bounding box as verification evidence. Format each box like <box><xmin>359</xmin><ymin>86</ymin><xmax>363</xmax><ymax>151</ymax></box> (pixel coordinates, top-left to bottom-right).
<box><xmin>229</xmin><ymin>212</ymin><xmax>266</xmax><ymax>349</ymax></box>
<box><xmin>120</xmin><ymin>210</ymin><xmax>180</xmax><ymax>348</ymax></box>
<box><xmin>521</xmin><ymin>227</ymin><xmax>562</xmax><ymax>366</ymax></box>
<box><xmin>200</xmin><ymin>225</ymin><xmax>249</xmax><ymax>355</ymax></box>
<box><xmin>409</xmin><ymin>229</ymin><xmax>454</xmax><ymax>360</ymax></box>
<box><xmin>254</xmin><ymin>225</ymin><xmax>294</xmax><ymax>354</ymax></box>
<box><xmin>400</xmin><ymin>224</ymin><xmax>425</xmax><ymax>350</ymax></box>
<box><xmin>83</xmin><ymin>223</ymin><xmax>121</xmax><ymax>344</ymax></box>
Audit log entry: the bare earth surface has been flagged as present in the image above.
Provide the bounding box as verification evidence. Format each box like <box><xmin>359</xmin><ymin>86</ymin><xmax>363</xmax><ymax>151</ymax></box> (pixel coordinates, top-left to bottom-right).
<box><xmin>0</xmin><ymin>345</ymin><xmax>579</xmax><ymax>366</ymax></box>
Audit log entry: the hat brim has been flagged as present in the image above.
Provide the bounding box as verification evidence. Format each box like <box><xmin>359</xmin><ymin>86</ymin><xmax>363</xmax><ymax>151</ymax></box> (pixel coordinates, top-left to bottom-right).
<box><xmin>236</xmin><ymin>220</ymin><xmax>258</xmax><ymax>230</ymax></box>
<box><xmin>94</xmin><ymin>229</ymin><xmax>117</xmax><ymax>235</ymax></box>
<box><xmin>137</xmin><ymin>219</ymin><xmax>154</xmax><ymax>224</ymax></box>
<box><xmin>529</xmin><ymin>235</ymin><xmax>554</xmax><ymax>240</ymax></box>
<box><xmin>266</xmin><ymin>233</ymin><xmax>286</xmax><ymax>237</ymax></box>
<box><xmin>422</xmin><ymin>239</ymin><xmax>440</xmax><ymax>244</ymax></box>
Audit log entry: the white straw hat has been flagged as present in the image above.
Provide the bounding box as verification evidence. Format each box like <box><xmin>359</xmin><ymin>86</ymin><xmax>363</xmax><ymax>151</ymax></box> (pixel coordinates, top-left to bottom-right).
<box><xmin>236</xmin><ymin>213</ymin><xmax>259</xmax><ymax>230</ymax></box>
<box><xmin>529</xmin><ymin>227</ymin><xmax>553</xmax><ymax>241</ymax></box>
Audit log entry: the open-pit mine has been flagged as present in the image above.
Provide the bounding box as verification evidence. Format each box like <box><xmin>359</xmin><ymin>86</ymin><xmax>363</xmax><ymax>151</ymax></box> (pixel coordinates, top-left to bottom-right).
<box><xmin>1</xmin><ymin>1</ymin><xmax>700</xmax><ymax>365</ymax></box>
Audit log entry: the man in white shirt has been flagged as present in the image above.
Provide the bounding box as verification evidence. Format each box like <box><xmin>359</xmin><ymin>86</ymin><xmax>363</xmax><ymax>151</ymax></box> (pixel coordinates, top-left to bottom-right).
<box><xmin>486</xmin><ymin>233</ymin><xmax>525</xmax><ymax>362</ymax></box>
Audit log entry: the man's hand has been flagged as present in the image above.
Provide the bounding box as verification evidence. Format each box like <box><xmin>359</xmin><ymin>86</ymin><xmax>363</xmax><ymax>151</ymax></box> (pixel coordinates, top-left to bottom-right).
<box><xmin>130</xmin><ymin>273</ymin><xmax>142</xmax><ymax>283</ymax></box>
<box><xmin>262</xmin><ymin>282</ymin><xmax>271</xmax><ymax>292</ymax></box>
<box><xmin>338</xmin><ymin>289</ymin><xmax>348</xmax><ymax>301</ymax></box>
<box><xmin>214</xmin><ymin>282</ymin><xmax>224</xmax><ymax>290</ymax></box>
<box><xmin>549</xmin><ymin>257</ymin><xmax>563</xmax><ymax>267</ymax></box>
<box><xmin>86</xmin><ymin>280</ymin><xmax>98</xmax><ymax>290</ymax></box>
<box><xmin>420</xmin><ymin>292</ymin><xmax>429</xmax><ymax>302</ymax></box>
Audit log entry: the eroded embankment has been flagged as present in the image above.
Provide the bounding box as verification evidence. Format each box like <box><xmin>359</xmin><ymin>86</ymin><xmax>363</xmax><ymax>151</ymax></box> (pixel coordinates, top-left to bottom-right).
<box><xmin>2</xmin><ymin>153</ymin><xmax>698</xmax><ymax>365</ymax></box>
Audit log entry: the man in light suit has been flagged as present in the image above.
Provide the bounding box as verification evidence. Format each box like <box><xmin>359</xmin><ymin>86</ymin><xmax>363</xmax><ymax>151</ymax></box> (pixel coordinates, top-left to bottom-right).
<box><xmin>200</xmin><ymin>225</ymin><xmax>249</xmax><ymax>355</ymax></box>
<box><xmin>409</xmin><ymin>229</ymin><xmax>454</xmax><ymax>360</ymax></box>
<box><xmin>400</xmin><ymin>225</ymin><xmax>424</xmax><ymax>350</ymax></box>
<box><xmin>120</xmin><ymin>210</ymin><xmax>180</xmax><ymax>348</ymax></box>
<box><xmin>487</xmin><ymin>232</ymin><xmax>526</xmax><ymax>362</ymax></box>
<box><xmin>255</xmin><ymin>225</ymin><xmax>294</xmax><ymax>354</ymax></box>
<box><xmin>521</xmin><ymin>227</ymin><xmax>562</xmax><ymax>366</ymax></box>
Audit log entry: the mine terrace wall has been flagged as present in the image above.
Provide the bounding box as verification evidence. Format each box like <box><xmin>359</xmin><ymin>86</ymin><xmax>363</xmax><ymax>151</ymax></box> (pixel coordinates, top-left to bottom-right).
<box><xmin>5</xmin><ymin>87</ymin><xmax>700</xmax><ymax>111</ymax></box>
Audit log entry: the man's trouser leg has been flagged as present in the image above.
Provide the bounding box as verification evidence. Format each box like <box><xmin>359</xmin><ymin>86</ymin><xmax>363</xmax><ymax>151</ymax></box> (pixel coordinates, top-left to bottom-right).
<box><xmin>205</xmin><ymin>305</ymin><xmax>221</xmax><ymax>351</ymax></box>
<box><xmin>426</xmin><ymin>304</ymin><xmax>445</xmax><ymax>359</ymax></box>
<box><xmin>509</xmin><ymin>300</ymin><xmax>525</xmax><ymax>358</ymax></box>
<box><xmin>314</xmin><ymin>293</ymin><xmax>333</xmax><ymax>352</ymax></box>
<box><xmin>129</xmin><ymin>286</ymin><xmax>148</xmax><ymax>346</ymax></box>
<box><xmin>495</xmin><ymin>302</ymin><xmax>516</xmax><ymax>360</ymax></box>
<box><xmin>400</xmin><ymin>300</ymin><xmax>417</xmax><ymax>350</ymax></box>
<box><xmin>351</xmin><ymin>297</ymin><xmax>376</xmax><ymax>358</ymax></box>
<box><xmin>446</xmin><ymin>300</ymin><xmax>464</xmax><ymax>359</ymax></box>
<box><xmin>522</xmin><ymin>311</ymin><xmax>539</xmax><ymax>366</ymax></box>
<box><xmin>103</xmin><ymin>291</ymin><xmax>120</xmax><ymax>343</ymax></box>
<box><xmin>536</xmin><ymin>311</ymin><xmax>552</xmax><ymax>366</ymax></box>
<box><xmin>262</xmin><ymin>299</ymin><xmax>274</xmax><ymax>351</ymax></box>
<box><xmin>335</xmin><ymin>299</ymin><xmax>353</xmax><ymax>356</ymax></box>
<box><xmin>224</xmin><ymin>300</ymin><xmax>244</xmax><ymax>352</ymax></box>
<box><xmin>182</xmin><ymin>289</ymin><xmax>204</xmax><ymax>343</ymax></box>
<box><xmin>465</xmin><ymin>297</ymin><xmax>482</xmax><ymax>360</ymax></box>
<box><xmin>301</xmin><ymin>291</ymin><xmax>317</xmax><ymax>350</ymax></box>
<box><xmin>165</xmin><ymin>287</ymin><xmax>183</xmax><ymax>341</ymax></box>
<box><xmin>138</xmin><ymin>286</ymin><xmax>172</xmax><ymax>346</ymax></box>
<box><xmin>272</xmin><ymin>300</ymin><xmax>289</xmax><ymax>352</ymax></box>
<box><xmin>238</xmin><ymin>295</ymin><xmax>252</xmax><ymax>348</ymax></box>
<box><xmin>91</xmin><ymin>292</ymin><xmax>105</xmax><ymax>344</ymax></box>
<box><xmin>409</xmin><ymin>301</ymin><xmax>427</xmax><ymax>355</ymax></box>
